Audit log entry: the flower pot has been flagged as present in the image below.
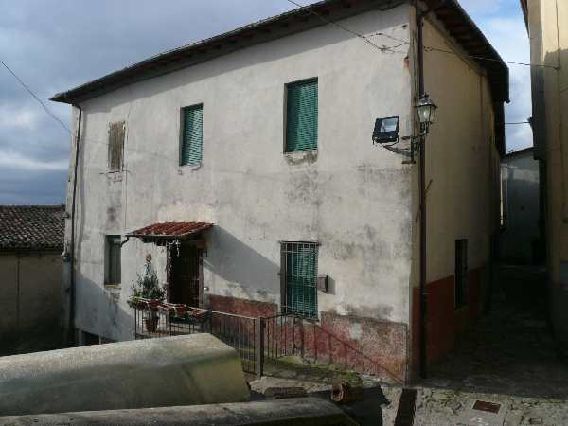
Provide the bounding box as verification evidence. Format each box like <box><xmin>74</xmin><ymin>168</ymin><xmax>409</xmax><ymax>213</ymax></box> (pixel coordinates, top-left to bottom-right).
<box><xmin>145</xmin><ymin>315</ymin><xmax>159</xmax><ymax>332</ymax></box>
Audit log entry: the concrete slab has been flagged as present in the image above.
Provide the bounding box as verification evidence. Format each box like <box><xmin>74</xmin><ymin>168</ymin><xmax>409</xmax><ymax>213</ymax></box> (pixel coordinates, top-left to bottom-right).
<box><xmin>0</xmin><ymin>334</ymin><xmax>249</xmax><ymax>416</ymax></box>
<box><xmin>0</xmin><ymin>398</ymin><xmax>357</xmax><ymax>425</ymax></box>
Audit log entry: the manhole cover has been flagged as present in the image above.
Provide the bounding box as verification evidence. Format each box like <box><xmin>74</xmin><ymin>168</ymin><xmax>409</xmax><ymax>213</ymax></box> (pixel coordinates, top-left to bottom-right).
<box><xmin>473</xmin><ymin>400</ymin><xmax>501</xmax><ymax>414</ymax></box>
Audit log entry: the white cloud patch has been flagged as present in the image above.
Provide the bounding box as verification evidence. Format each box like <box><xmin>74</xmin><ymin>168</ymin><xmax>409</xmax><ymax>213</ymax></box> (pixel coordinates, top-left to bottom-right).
<box><xmin>0</xmin><ymin>150</ymin><xmax>68</xmax><ymax>171</ymax></box>
<box><xmin>0</xmin><ymin>105</ymin><xmax>40</xmax><ymax>130</ymax></box>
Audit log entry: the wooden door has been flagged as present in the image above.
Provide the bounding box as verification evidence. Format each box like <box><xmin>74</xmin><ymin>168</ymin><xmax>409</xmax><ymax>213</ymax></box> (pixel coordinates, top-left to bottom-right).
<box><xmin>169</xmin><ymin>244</ymin><xmax>202</xmax><ymax>307</ymax></box>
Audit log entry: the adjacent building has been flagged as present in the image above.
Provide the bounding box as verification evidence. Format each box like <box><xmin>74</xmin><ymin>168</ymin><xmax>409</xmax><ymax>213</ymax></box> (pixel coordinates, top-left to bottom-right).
<box><xmin>521</xmin><ymin>0</ymin><xmax>568</xmax><ymax>349</ymax></box>
<box><xmin>500</xmin><ymin>147</ymin><xmax>542</xmax><ymax>264</ymax></box>
<box><xmin>0</xmin><ymin>205</ymin><xmax>64</xmax><ymax>354</ymax></box>
<box><xmin>52</xmin><ymin>0</ymin><xmax>508</xmax><ymax>381</ymax></box>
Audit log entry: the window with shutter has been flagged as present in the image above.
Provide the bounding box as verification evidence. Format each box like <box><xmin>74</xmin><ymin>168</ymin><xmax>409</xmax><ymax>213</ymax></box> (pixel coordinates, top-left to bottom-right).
<box><xmin>281</xmin><ymin>241</ymin><xmax>318</xmax><ymax>318</ymax></box>
<box><xmin>181</xmin><ymin>104</ymin><xmax>204</xmax><ymax>166</ymax></box>
<box><xmin>108</xmin><ymin>121</ymin><xmax>125</xmax><ymax>171</ymax></box>
<box><xmin>285</xmin><ymin>79</ymin><xmax>318</xmax><ymax>153</ymax></box>
<box><xmin>105</xmin><ymin>235</ymin><xmax>121</xmax><ymax>285</ymax></box>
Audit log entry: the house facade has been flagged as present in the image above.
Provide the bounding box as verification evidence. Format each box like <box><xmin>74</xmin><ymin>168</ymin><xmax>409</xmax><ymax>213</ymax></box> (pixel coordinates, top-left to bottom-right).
<box><xmin>53</xmin><ymin>0</ymin><xmax>507</xmax><ymax>381</ymax></box>
<box><xmin>521</xmin><ymin>0</ymin><xmax>568</xmax><ymax>349</ymax></box>
<box><xmin>0</xmin><ymin>205</ymin><xmax>64</xmax><ymax>354</ymax></box>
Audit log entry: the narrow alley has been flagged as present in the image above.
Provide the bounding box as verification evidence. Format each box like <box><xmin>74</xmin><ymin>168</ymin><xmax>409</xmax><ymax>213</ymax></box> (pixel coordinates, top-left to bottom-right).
<box><xmin>424</xmin><ymin>264</ymin><xmax>568</xmax><ymax>400</ymax></box>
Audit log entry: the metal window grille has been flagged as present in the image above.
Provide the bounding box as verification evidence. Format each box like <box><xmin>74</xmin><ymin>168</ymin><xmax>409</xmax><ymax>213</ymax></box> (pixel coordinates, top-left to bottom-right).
<box><xmin>454</xmin><ymin>239</ymin><xmax>468</xmax><ymax>308</ymax></box>
<box><xmin>105</xmin><ymin>235</ymin><xmax>121</xmax><ymax>285</ymax></box>
<box><xmin>181</xmin><ymin>104</ymin><xmax>203</xmax><ymax>166</ymax></box>
<box><xmin>281</xmin><ymin>241</ymin><xmax>319</xmax><ymax>318</ymax></box>
<box><xmin>285</xmin><ymin>79</ymin><xmax>318</xmax><ymax>152</ymax></box>
<box><xmin>108</xmin><ymin>121</ymin><xmax>125</xmax><ymax>171</ymax></box>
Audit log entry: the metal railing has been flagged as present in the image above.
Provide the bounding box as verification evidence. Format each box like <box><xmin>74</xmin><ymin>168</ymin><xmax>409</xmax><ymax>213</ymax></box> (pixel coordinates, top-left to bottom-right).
<box><xmin>132</xmin><ymin>300</ymin><xmax>260</xmax><ymax>375</ymax></box>
<box><xmin>132</xmin><ymin>300</ymin><xmax>400</xmax><ymax>382</ymax></box>
<box><xmin>262</xmin><ymin>312</ymin><xmax>402</xmax><ymax>383</ymax></box>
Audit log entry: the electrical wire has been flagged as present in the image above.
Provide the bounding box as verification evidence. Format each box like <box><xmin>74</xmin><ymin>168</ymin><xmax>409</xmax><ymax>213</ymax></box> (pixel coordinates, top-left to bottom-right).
<box><xmin>284</xmin><ymin>0</ymin><xmax>559</xmax><ymax>70</ymax></box>
<box><xmin>0</xmin><ymin>2</ymin><xmax>546</xmax><ymax>166</ymax></box>
<box><xmin>505</xmin><ymin>121</ymin><xmax>530</xmax><ymax>125</ymax></box>
<box><xmin>1</xmin><ymin>60</ymin><xmax>73</xmax><ymax>135</ymax></box>
<box><xmin>1</xmin><ymin>57</ymin><xmax>185</xmax><ymax>166</ymax></box>
<box><xmin>284</xmin><ymin>0</ymin><xmax>403</xmax><ymax>53</ymax></box>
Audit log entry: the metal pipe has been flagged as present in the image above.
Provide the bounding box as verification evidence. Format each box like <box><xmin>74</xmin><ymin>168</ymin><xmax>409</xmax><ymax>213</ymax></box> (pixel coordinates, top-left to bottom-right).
<box><xmin>68</xmin><ymin>105</ymin><xmax>82</xmax><ymax>345</ymax></box>
<box><xmin>416</xmin><ymin>3</ymin><xmax>427</xmax><ymax>380</ymax></box>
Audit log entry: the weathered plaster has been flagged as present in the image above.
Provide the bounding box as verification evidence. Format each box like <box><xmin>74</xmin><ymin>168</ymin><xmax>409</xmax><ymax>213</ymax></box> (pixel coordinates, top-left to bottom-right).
<box><xmin>65</xmin><ymin>5</ymin><xmax>415</xmax><ymax>342</ymax></box>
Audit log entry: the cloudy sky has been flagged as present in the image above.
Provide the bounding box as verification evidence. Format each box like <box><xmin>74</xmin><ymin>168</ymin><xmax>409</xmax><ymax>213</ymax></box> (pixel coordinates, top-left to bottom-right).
<box><xmin>0</xmin><ymin>0</ymin><xmax>531</xmax><ymax>205</ymax></box>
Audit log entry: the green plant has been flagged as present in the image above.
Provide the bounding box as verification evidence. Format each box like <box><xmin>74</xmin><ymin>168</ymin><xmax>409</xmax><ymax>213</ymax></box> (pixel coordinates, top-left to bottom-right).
<box><xmin>128</xmin><ymin>260</ymin><xmax>165</xmax><ymax>306</ymax></box>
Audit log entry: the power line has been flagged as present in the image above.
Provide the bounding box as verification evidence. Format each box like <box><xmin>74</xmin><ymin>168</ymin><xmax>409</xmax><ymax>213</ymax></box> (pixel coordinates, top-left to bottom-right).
<box><xmin>284</xmin><ymin>0</ymin><xmax>558</xmax><ymax>70</ymax></box>
<box><xmin>424</xmin><ymin>45</ymin><xmax>558</xmax><ymax>70</ymax></box>
<box><xmin>0</xmin><ymin>60</ymin><xmax>73</xmax><ymax>135</ymax></box>
<box><xmin>0</xmin><ymin>57</ymin><xmax>184</xmax><ymax>166</ymax></box>
<box><xmin>505</xmin><ymin>121</ymin><xmax>531</xmax><ymax>125</ymax></box>
<box><xmin>284</xmin><ymin>0</ymin><xmax>403</xmax><ymax>53</ymax></box>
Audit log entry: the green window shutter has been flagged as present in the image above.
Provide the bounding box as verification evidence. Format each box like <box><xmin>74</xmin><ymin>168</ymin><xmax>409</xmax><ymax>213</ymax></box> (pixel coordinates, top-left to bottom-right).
<box><xmin>286</xmin><ymin>79</ymin><xmax>318</xmax><ymax>152</ymax></box>
<box><xmin>181</xmin><ymin>104</ymin><xmax>203</xmax><ymax>166</ymax></box>
<box><xmin>283</xmin><ymin>242</ymin><xmax>318</xmax><ymax>317</ymax></box>
<box><xmin>105</xmin><ymin>235</ymin><xmax>121</xmax><ymax>285</ymax></box>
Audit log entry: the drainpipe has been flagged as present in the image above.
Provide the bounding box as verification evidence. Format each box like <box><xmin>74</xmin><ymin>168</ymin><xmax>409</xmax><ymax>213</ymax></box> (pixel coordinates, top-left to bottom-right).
<box><xmin>67</xmin><ymin>105</ymin><xmax>82</xmax><ymax>345</ymax></box>
<box><xmin>416</xmin><ymin>0</ymin><xmax>447</xmax><ymax>381</ymax></box>
<box><xmin>416</xmin><ymin>2</ymin><xmax>427</xmax><ymax>380</ymax></box>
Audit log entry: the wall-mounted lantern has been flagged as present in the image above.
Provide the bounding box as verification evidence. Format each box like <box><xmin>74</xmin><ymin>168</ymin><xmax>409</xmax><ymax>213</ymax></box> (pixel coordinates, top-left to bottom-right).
<box><xmin>372</xmin><ymin>94</ymin><xmax>437</xmax><ymax>164</ymax></box>
<box><xmin>416</xmin><ymin>94</ymin><xmax>437</xmax><ymax>134</ymax></box>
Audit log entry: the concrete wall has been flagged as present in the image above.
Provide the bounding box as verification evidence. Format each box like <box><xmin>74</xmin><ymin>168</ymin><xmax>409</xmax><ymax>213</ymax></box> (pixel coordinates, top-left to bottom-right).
<box><xmin>0</xmin><ymin>252</ymin><xmax>62</xmax><ymax>354</ymax></box>
<box><xmin>410</xmin><ymin>16</ymin><xmax>502</xmax><ymax>366</ymax></box>
<box><xmin>66</xmin><ymin>6</ymin><xmax>416</xmax><ymax>346</ymax></box>
<box><xmin>525</xmin><ymin>0</ymin><xmax>568</xmax><ymax>347</ymax></box>
<box><xmin>501</xmin><ymin>150</ymin><xmax>541</xmax><ymax>264</ymax></box>
<box><xmin>0</xmin><ymin>334</ymin><xmax>250</xmax><ymax>416</ymax></box>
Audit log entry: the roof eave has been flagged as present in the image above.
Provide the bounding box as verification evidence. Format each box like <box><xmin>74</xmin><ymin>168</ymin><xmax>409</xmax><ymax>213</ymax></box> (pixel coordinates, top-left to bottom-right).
<box><xmin>51</xmin><ymin>0</ymin><xmax>397</xmax><ymax>104</ymax></box>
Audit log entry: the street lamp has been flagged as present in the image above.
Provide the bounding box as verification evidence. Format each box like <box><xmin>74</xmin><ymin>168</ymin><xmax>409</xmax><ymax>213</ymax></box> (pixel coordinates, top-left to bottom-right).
<box><xmin>371</xmin><ymin>94</ymin><xmax>438</xmax><ymax>163</ymax></box>
<box><xmin>416</xmin><ymin>94</ymin><xmax>437</xmax><ymax>134</ymax></box>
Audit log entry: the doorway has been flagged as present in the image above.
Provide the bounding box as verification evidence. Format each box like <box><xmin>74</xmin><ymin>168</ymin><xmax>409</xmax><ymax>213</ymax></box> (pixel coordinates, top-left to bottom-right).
<box><xmin>168</xmin><ymin>243</ymin><xmax>203</xmax><ymax>308</ymax></box>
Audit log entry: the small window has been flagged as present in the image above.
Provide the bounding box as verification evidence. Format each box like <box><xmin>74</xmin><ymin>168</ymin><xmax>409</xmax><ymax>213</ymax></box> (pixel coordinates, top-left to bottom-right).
<box><xmin>108</xmin><ymin>121</ymin><xmax>125</xmax><ymax>171</ymax></box>
<box><xmin>105</xmin><ymin>235</ymin><xmax>121</xmax><ymax>285</ymax></box>
<box><xmin>285</xmin><ymin>79</ymin><xmax>318</xmax><ymax>153</ymax></box>
<box><xmin>181</xmin><ymin>104</ymin><xmax>204</xmax><ymax>166</ymax></box>
<box><xmin>455</xmin><ymin>239</ymin><xmax>468</xmax><ymax>308</ymax></box>
<box><xmin>281</xmin><ymin>241</ymin><xmax>319</xmax><ymax>318</ymax></box>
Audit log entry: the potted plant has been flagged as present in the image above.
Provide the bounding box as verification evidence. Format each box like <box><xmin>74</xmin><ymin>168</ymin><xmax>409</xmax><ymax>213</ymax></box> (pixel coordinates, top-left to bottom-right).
<box><xmin>128</xmin><ymin>256</ymin><xmax>165</xmax><ymax>332</ymax></box>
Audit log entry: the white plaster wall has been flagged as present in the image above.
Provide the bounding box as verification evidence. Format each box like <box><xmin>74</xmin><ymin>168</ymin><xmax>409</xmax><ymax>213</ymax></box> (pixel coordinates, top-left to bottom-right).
<box><xmin>68</xmin><ymin>5</ymin><xmax>416</xmax><ymax>341</ymax></box>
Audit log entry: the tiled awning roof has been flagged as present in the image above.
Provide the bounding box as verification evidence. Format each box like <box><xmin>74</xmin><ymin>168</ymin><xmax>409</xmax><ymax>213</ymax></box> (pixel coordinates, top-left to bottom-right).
<box><xmin>127</xmin><ymin>222</ymin><xmax>213</xmax><ymax>241</ymax></box>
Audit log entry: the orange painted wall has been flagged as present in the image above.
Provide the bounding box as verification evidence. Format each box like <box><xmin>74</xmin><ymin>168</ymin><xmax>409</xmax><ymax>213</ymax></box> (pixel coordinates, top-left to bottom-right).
<box><xmin>412</xmin><ymin>266</ymin><xmax>485</xmax><ymax>373</ymax></box>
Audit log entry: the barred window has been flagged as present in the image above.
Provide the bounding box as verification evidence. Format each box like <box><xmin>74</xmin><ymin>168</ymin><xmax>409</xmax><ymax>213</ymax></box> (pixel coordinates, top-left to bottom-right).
<box><xmin>108</xmin><ymin>121</ymin><xmax>125</xmax><ymax>171</ymax></box>
<box><xmin>281</xmin><ymin>241</ymin><xmax>319</xmax><ymax>318</ymax></box>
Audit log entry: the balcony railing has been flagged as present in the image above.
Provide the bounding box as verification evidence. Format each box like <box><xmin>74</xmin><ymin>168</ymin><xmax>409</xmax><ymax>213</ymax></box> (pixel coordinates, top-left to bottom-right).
<box><xmin>132</xmin><ymin>299</ymin><xmax>260</xmax><ymax>375</ymax></box>
<box><xmin>132</xmin><ymin>299</ymin><xmax>402</xmax><ymax>382</ymax></box>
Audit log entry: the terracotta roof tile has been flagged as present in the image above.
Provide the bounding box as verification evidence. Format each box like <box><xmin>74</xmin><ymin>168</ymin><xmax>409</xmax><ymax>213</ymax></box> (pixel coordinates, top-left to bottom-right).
<box><xmin>128</xmin><ymin>222</ymin><xmax>213</xmax><ymax>240</ymax></box>
<box><xmin>0</xmin><ymin>205</ymin><xmax>64</xmax><ymax>251</ymax></box>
